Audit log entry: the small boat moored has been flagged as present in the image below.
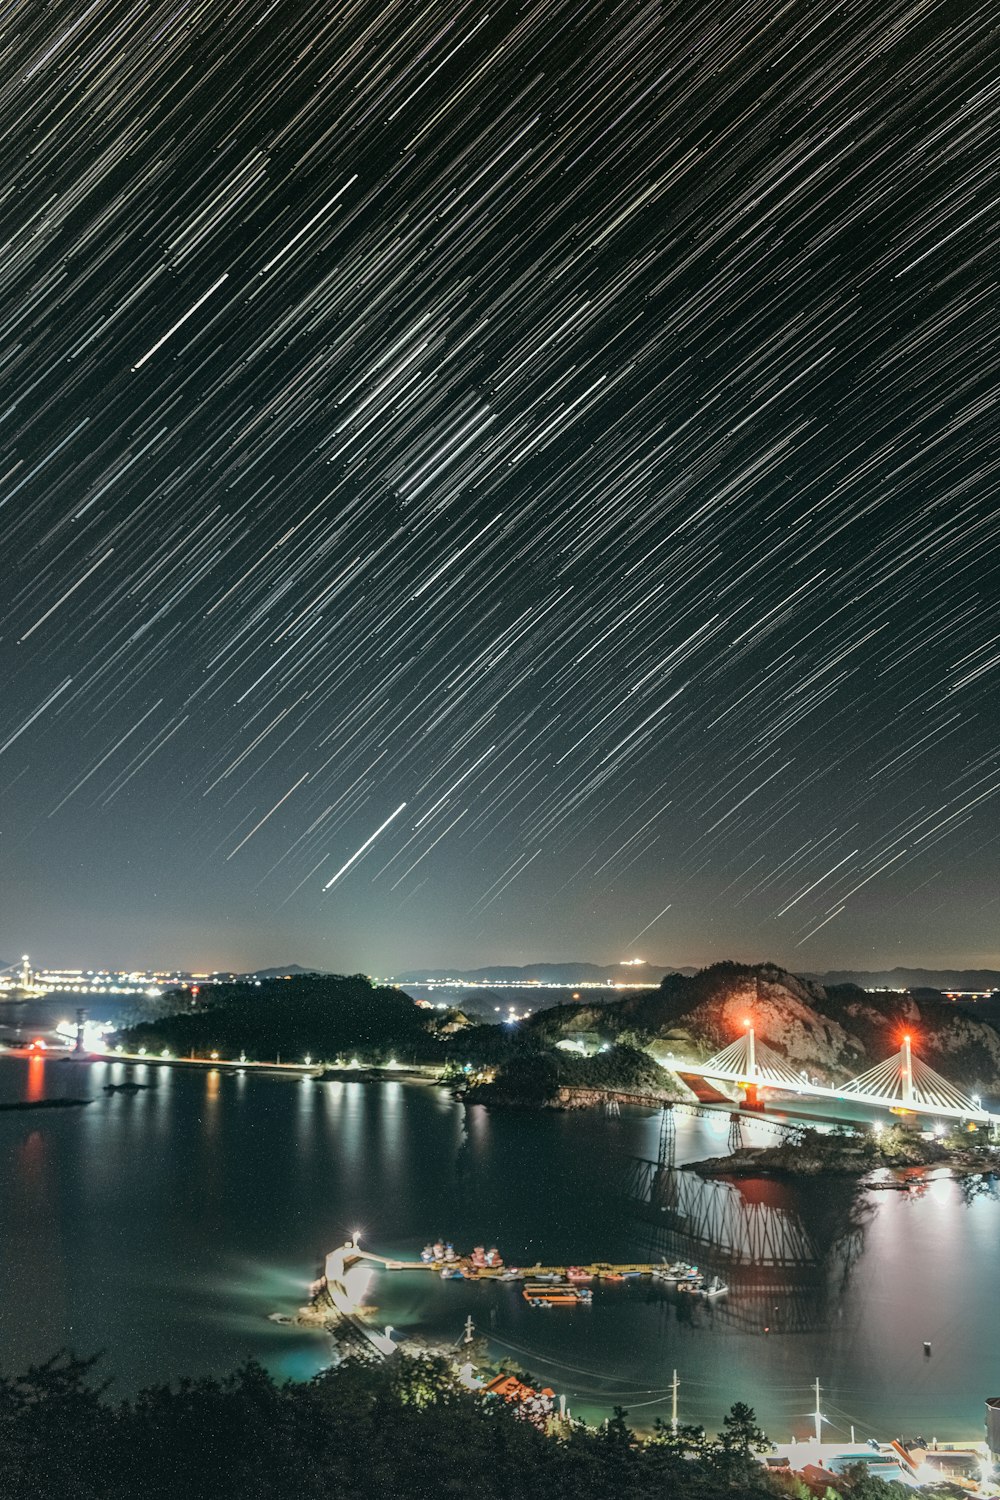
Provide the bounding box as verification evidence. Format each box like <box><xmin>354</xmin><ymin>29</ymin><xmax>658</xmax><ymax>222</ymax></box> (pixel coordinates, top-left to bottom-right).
<box><xmin>522</xmin><ymin>1284</ymin><xmax>592</xmax><ymax>1306</ymax></box>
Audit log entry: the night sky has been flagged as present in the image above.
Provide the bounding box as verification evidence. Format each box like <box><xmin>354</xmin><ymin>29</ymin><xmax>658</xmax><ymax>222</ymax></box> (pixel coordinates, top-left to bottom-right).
<box><xmin>1</xmin><ymin>0</ymin><xmax>998</xmax><ymax>974</ymax></box>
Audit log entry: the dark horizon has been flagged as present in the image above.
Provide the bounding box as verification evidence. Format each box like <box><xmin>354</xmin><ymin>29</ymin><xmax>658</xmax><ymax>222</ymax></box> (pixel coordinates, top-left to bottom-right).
<box><xmin>2</xmin><ymin>0</ymin><xmax>998</xmax><ymax>976</ymax></box>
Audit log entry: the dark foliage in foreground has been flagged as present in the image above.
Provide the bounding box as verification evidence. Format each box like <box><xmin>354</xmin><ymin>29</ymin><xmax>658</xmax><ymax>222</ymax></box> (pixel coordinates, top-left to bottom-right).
<box><xmin>0</xmin><ymin>1351</ymin><xmax>911</xmax><ymax>1500</ymax></box>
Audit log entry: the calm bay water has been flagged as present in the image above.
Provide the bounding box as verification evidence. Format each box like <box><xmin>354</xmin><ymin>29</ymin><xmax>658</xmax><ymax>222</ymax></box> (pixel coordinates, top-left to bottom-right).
<box><xmin>1</xmin><ymin>1024</ymin><xmax>998</xmax><ymax>1442</ymax></box>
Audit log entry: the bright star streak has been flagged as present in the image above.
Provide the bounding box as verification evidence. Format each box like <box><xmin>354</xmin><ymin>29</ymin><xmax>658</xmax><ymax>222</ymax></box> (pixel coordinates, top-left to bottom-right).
<box><xmin>324</xmin><ymin>803</ymin><xmax>408</xmax><ymax>890</ymax></box>
<box><xmin>131</xmin><ymin>273</ymin><xmax>229</xmax><ymax>369</ymax></box>
<box><xmin>628</xmin><ymin>903</ymin><xmax>673</xmax><ymax>946</ymax></box>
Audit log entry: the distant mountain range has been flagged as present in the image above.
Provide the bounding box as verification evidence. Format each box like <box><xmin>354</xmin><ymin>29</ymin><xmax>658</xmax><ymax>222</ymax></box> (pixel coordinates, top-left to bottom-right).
<box><xmin>397</xmin><ymin>961</ymin><xmax>1000</xmax><ymax>992</ymax></box>
<box><xmin>397</xmin><ymin>962</ymin><xmax>694</xmax><ymax>984</ymax></box>
<box><xmin>805</xmin><ymin>968</ymin><xmax>1000</xmax><ymax>992</ymax></box>
<box><xmin>7</xmin><ymin>957</ymin><xmax>997</xmax><ymax>994</ymax></box>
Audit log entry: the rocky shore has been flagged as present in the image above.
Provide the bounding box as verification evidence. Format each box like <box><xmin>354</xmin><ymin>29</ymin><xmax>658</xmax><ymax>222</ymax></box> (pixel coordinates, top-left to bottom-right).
<box><xmin>684</xmin><ymin>1125</ymin><xmax>1000</xmax><ymax>1179</ymax></box>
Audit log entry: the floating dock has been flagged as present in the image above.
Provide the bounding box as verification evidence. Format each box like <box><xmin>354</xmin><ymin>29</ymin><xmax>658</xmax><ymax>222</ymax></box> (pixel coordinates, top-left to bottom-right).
<box><xmin>349</xmin><ymin>1246</ymin><xmax>701</xmax><ymax>1282</ymax></box>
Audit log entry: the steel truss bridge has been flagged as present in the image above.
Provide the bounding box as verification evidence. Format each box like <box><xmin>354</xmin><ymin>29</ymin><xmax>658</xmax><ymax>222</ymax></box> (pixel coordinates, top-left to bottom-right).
<box><xmin>679</xmin><ymin>1027</ymin><xmax>996</xmax><ymax>1125</ymax></box>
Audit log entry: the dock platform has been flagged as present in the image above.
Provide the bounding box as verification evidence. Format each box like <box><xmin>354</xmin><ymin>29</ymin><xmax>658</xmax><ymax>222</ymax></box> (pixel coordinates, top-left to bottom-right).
<box><xmin>353</xmin><ymin>1248</ymin><xmax>691</xmax><ymax>1281</ymax></box>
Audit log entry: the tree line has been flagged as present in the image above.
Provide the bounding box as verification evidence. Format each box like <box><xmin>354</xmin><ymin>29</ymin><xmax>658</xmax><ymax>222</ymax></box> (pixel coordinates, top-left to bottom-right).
<box><xmin>0</xmin><ymin>1349</ymin><xmax>912</xmax><ymax>1500</ymax></box>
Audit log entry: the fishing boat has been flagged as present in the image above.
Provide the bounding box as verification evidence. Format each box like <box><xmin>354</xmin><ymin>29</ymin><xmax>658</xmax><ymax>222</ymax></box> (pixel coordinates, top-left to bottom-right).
<box><xmin>652</xmin><ymin>1260</ymin><xmax>699</xmax><ymax>1282</ymax></box>
<box><xmin>566</xmin><ymin>1266</ymin><xmax>593</xmax><ymax>1283</ymax></box>
<box><xmin>522</xmin><ymin>1292</ymin><xmax>591</xmax><ymax>1306</ymax></box>
<box><xmin>701</xmin><ymin>1275</ymin><xmax>728</xmax><ymax>1298</ymax></box>
<box><xmin>522</xmin><ymin>1284</ymin><xmax>591</xmax><ymax>1305</ymax></box>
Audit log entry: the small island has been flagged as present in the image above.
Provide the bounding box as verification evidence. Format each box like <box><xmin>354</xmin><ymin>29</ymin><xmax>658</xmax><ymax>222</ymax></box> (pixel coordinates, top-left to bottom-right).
<box><xmin>685</xmin><ymin>1123</ymin><xmax>1000</xmax><ymax>1179</ymax></box>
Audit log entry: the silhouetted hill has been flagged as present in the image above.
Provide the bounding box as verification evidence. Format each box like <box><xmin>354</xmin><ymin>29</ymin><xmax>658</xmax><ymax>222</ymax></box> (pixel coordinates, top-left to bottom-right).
<box><xmin>116</xmin><ymin>974</ymin><xmax>440</xmax><ymax>1062</ymax></box>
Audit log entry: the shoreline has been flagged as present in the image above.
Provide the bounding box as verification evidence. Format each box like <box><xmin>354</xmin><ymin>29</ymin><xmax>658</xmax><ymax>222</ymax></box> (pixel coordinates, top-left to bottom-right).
<box><xmin>0</xmin><ymin>1046</ymin><xmax>442</xmax><ymax>1085</ymax></box>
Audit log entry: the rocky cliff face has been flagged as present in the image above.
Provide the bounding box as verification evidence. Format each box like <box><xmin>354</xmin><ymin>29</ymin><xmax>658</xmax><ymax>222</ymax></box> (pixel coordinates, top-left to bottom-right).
<box><xmin>828</xmin><ymin>990</ymin><xmax>1000</xmax><ymax>1094</ymax></box>
<box><xmin>647</xmin><ymin>965</ymin><xmax>863</xmax><ymax>1081</ymax></box>
<box><xmin>528</xmin><ymin>961</ymin><xmax>1000</xmax><ymax>1092</ymax></box>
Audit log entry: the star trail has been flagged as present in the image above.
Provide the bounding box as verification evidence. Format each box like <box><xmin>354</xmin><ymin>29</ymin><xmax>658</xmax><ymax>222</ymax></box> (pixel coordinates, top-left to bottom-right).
<box><xmin>0</xmin><ymin>0</ymin><xmax>998</xmax><ymax>971</ymax></box>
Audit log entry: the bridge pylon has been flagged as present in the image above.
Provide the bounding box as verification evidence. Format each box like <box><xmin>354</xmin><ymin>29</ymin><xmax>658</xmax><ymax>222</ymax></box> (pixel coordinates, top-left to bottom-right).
<box><xmin>901</xmin><ymin>1033</ymin><xmax>913</xmax><ymax>1106</ymax></box>
<box><xmin>841</xmin><ymin>1034</ymin><xmax>985</xmax><ymax>1120</ymax></box>
<box><xmin>699</xmin><ymin>1026</ymin><xmax>806</xmax><ymax>1093</ymax></box>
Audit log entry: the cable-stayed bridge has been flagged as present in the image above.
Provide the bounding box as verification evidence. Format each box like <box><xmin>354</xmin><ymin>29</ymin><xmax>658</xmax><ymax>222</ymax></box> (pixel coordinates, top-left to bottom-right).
<box><xmin>677</xmin><ymin>1026</ymin><xmax>995</xmax><ymax>1125</ymax></box>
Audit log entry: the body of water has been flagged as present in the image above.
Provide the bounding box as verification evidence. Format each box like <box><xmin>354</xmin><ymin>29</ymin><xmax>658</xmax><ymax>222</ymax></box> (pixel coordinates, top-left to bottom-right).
<box><xmin>1</xmin><ymin>1034</ymin><xmax>997</xmax><ymax>1442</ymax></box>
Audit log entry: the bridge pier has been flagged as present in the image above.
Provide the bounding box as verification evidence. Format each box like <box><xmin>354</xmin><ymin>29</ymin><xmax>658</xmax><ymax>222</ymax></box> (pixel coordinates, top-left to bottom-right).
<box><xmin>658</xmin><ymin>1105</ymin><xmax>676</xmax><ymax>1169</ymax></box>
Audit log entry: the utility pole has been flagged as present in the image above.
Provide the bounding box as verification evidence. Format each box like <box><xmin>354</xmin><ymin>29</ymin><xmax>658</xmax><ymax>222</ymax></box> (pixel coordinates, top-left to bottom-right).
<box><xmin>463</xmin><ymin>1315</ymin><xmax>475</xmax><ymax>1346</ymax></box>
<box><xmin>813</xmin><ymin>1379</ymin><xmax>822</xmax><ymax>1446</ymax></box>
<box><xmin>671</xmin><ymin>1368</ymin><xmax>679</xmax><ymax>1435</ymax></box>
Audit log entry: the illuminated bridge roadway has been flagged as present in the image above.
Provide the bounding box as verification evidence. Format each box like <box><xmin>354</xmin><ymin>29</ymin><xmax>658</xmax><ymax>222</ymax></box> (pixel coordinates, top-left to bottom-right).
<box><xmin>670</xmin><ymin>1026</ymin><xmax>997</xmax><ymax>1127</ymax></box>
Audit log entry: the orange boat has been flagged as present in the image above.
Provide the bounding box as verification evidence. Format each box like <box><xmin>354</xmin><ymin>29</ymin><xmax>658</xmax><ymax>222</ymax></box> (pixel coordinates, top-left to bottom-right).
<box><xmin>522</xmin><ymin>1284</ymin><xmax>592</xmax><ymax>1305</ymax></box>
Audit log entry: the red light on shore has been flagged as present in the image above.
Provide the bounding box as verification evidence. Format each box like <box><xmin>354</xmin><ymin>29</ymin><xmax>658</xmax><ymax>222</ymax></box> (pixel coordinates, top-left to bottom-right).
<box><xmin>29</xmin><ymin>1038</ymin><xmax>46</xmax><ymax>1051</ymax></box>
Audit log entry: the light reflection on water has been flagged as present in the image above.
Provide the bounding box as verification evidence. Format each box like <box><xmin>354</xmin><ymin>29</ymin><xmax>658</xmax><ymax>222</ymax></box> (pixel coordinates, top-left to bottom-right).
<box><xmin>0</xmin><ymin>1054</ymin><xmax>996</xmax><ymax>1441</ymax></box>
